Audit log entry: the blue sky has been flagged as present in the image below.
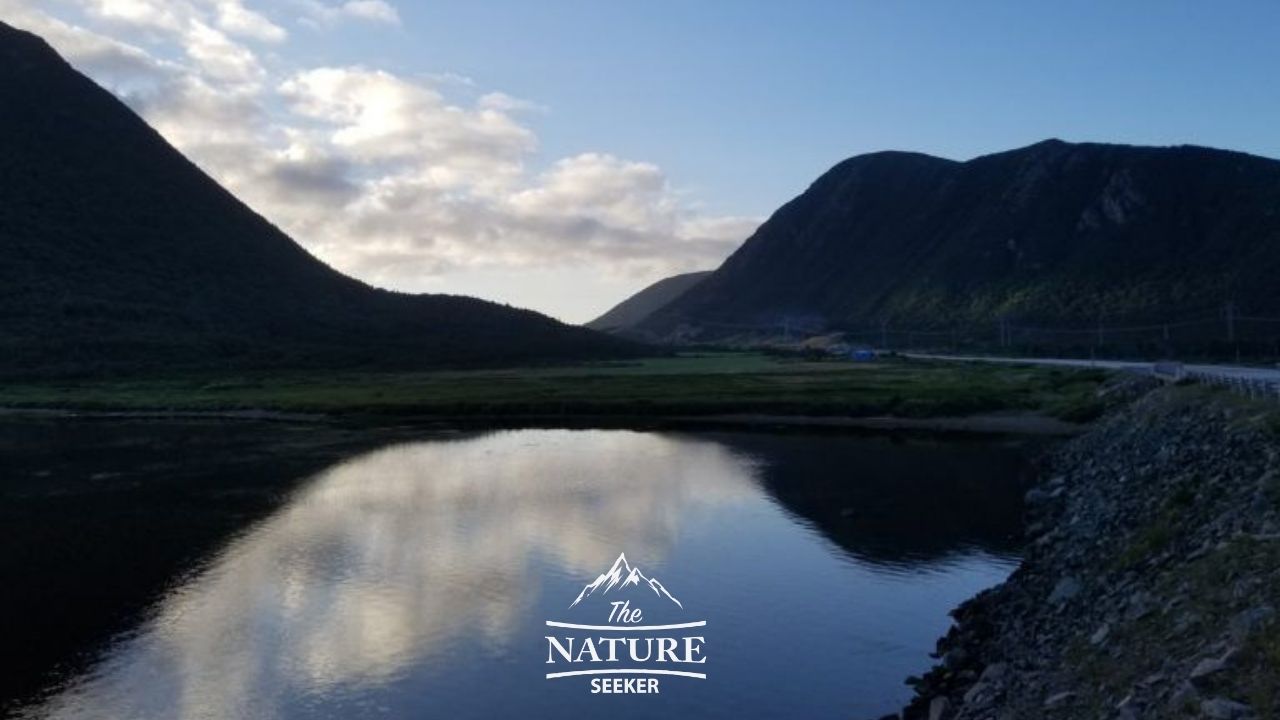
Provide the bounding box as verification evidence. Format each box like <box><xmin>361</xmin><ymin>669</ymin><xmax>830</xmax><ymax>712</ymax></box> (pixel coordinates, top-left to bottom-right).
<box><xmin>7</xmin><ymin>1</ymin><xmax>1280</xmax><ymax>321</ymax></box>
<box><xmin>340</xmin><ymin>1</ymin><xmax>1280</xmax><ymax>216</ymax></box>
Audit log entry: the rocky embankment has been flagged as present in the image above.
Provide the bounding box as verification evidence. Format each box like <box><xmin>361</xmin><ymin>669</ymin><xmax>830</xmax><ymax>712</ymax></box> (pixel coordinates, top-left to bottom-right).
<box><xmin>893</xmin><ymin>380</ymin><xmax>1280</xmax><ymax>720</ymax></box>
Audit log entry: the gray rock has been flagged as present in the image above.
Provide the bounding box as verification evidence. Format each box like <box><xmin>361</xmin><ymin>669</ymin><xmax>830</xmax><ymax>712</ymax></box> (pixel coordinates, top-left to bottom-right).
<box><xmin>962</xmin><ymin>681</ymin><xmax>988</xmax><ymax>705</ymax></box>
<box><xmin>1173</xmin><ymin>610</ymin><xmax>1200</xmax><ymax>633</ymax></box>
<box><xmin>1200</xmin><ymin>697</ymin><xmax>1250</xmax><ymax>719</ymax></box>
<box><xmin>1169</xmin><ymin>681</ymin><xmax>1200</xmax><ymax>708</ymax></box>
<box><xmin>1124</xmin><ymin>591</ymin><xmax>1155</xmax><ymax>621</ymax></box>
<box><xmin>1115</xmin><ymin>694</ymin><xmax>1140</xmax><ymax>720</ymax></box>
<box><xmin>927</xmin><ymin>695</ymin><xmax>950</xmax><ymax>720</ymax></box>
<box><xmin>1190</xmin><ymin>650</ymin><xmax>1235</xmax><ymax>682</ymax></box>
<box><xmin>883</xmin><ymin>393</ymin><xmax>1280</xmax><ymax>720</ymax></box>
<box><xmin>1048</xmin><ymin>577</ymin><xmax>1082</xmax><ymax>605</ymax></box>
<box><xmin>1025</xmin><ymin>487</ymin><xmax>1054</xmax><ymax>505</ymax></box>
<box><xmin>1229</xmin><ymin>605</ymin><xmax>1275</xmax><ymax>641</ymax></box>
<box><xmin>978</xmin><ymin>662</ymin><xmax>1008</xmax><ymax>684</ymax></box>
<box><xmin>1043</xmin><ymin>691</ymin><xmax>1075</xmax><ymax>709</ymax></box>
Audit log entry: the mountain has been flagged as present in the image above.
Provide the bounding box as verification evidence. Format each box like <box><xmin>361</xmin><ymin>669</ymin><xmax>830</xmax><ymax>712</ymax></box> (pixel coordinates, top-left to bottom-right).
<box><xmin>584</xmin><ymin>271</ymin><xmax>711</xmax><ymax>332</ymax></box>
<box><xmin>637</xmin><ymin>140</ymin><xmax>1280</xmax><ymax>350</ymax></box>
<box><xmin>569</xmin><ymin>553</ymin><xmax>683</xmax><ymax>609</ymax></box>
<box><xmin>0</xmin><ymin>21</ymin><xmax>639</xmax><ymax>376</ymax></box>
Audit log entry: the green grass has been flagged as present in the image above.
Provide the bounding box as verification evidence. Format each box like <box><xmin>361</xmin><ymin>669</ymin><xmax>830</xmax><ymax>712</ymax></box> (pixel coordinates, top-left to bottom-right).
<box><xmin>1243</xmin><ymin>616</ymin><xmax>1280</xmax><ymax>717</ymax></box>
<box><xmin>0</xmin><ymin>352</ymin><xmax>1109</xmax><ymax>420</ymax></box>
<box><xmin>1072</xmin><ymin>535</ymin><xmax>1280</xmax><ymax>717</ymax></box>
<box><xmin>1177</xmin><ymin>537</ymin><xmax>1280</xmax><ymax>717</ymax></box>
<box><xmin>1112</xmin><ymin>508</ymin><xmax>1182</xmax><ymax>570</ymax></box>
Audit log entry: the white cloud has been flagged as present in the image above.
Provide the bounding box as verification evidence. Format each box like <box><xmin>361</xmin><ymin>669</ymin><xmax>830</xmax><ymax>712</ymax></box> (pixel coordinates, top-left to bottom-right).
<box><xmin>338</xmin><ymin>0</ymin><xmax>399</xmax><ymax>24</ymax></box>
<box><xmin>476</xmin><ymin>91</ymin><xmax>543</xmax><ymax>113</ymax></box>
<box><xmin>278</xmin><ymin>66</ymin><xmax>535</xmax><ymax>176</ymax></box>
<box><xmin>300</xmin><ymin>0</ymin><xmax>401</xmax><ymax>27</ymax></box>
<box><xmin>79</xmin><ymin>0</ymin><xmax>188</xmax><ymax>34</ymax></box>
<box><xmin>512</xmin><ymin>154</ymin><xmax>673</xmax><ymax>228</ymax></box>
<box><xmin>212</xmin><ymin>0</ymin><xmax>287</xmax><ymax>43</ymax></box>
<box><xmin>1</xmin><ymin>0</ymin><xmax>756</xmax><ymax>321</ymax></box>
<box><xmin>183</xmin><ymin>19</ymin><xmax>266</xmax><ymax>86</ymax></box>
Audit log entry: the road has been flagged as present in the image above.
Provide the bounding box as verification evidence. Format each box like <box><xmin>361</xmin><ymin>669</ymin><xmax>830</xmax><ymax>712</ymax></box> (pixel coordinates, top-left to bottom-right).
<box><xmin>901</xmin><ymin>352</ymin><xmax>1280</xmax><ymax>384</ymax></box>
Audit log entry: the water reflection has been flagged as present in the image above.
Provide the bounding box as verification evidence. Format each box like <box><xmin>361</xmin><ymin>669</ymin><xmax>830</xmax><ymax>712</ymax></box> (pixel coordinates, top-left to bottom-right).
<box><xmin>718</xmin><ymin>433</ymin><xmax>1030</xmax><ymax>566</ymax></box>
<box><xmin>28</xmin><ymin>431</ymin><xmax>756</xmax><ymax>719</ymax></box>
<box><xmin>15</xmin><ymin>428</ymin><xmax>1028</xmax><ymax>720</ymax></box>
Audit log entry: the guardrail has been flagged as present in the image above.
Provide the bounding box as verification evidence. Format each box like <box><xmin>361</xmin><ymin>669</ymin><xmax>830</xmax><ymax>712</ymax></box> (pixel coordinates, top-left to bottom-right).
<box><xmin>901</xmin><ymin>351</ymin><xmax>1280</xmax><ymax>402</ymax></box>
<box><xmin>1141</xmin><ymin>360</ymin><xmax>1280</xmax><ymax>400</ymax></box>
<box><xmin>1183</xmin><ymin>368</ymin><xmax>1280</xmax><ymax>400</ymax></box>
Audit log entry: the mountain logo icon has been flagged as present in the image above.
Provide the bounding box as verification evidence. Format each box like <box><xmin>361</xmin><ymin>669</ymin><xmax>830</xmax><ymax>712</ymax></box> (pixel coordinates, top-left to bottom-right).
<box><xmin>546</xmin><ymin>552</ymin><xmax>707</xmax><ymax>689</ymax></box>
<box><xmin>569</xmin><ymin>553</ymin><xmax>683</xmax><ymax>609</ymax></box>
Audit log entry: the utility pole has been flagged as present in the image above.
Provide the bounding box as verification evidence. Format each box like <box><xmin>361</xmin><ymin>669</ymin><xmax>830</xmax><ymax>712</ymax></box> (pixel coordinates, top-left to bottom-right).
<box><xmin>880</xmin><ymin>318</ymin><xmax>888</xmax><ymax>350</ymax></box>
<box><xmin>1226</xmin><ymin>301</ymin><xmax>1236</xmax><ymax>343</ymax></box>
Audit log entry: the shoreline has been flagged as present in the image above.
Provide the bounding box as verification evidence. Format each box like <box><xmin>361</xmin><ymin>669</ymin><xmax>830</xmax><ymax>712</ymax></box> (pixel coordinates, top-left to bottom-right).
<box><xmin>0</xmin><ymin>406</ymin><xmax>1085</xmax><ymax>436</ymax></box>
<box><xmin>888</xmin><ymin>381</ymin><xmax>1280</xmax><ymax>719</ymax></box>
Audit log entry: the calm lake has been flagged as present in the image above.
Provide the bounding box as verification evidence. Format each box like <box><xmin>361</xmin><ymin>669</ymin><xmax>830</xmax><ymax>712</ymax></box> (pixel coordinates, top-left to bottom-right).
<box><xmin>1</xmin><ymin>421</ymin><xmax>1033</xmax><ymax>719</ymax></box>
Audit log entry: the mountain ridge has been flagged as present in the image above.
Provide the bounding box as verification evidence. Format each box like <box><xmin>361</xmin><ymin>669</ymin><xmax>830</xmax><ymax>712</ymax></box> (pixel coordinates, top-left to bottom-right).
<box><xmin>585</xmin><ymin>271</ymin><xmax>712</xmax><ymax>332</ymax></box>
<box><xmin>636</xmin><ymin>139</ymin><xmax>1280</xmax><ymax>350</ymax></box>
<box><xmin>0</xmin><ymin>20</ymin><xmax>639</xmax><ymax>376</ymax></box>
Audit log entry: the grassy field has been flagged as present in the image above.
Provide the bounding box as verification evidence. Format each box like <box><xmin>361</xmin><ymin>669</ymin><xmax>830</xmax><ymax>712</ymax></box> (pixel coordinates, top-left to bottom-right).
<box><xmin>0</xmin><ymin>352</ymin><xmax>1110</xmax><ymax>421</ymax></box>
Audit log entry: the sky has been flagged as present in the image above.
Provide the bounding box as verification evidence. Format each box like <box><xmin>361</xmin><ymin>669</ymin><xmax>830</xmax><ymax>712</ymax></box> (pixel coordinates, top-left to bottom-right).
<box><xmin>4</xmin><ymin>1</ymin><xmax>1280</xmax><ymax>323</ymax></box>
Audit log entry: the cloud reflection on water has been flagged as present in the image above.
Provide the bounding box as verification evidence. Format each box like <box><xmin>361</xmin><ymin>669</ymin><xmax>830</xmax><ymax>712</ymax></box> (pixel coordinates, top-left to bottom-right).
<box><xmin>30</xmin><ymin>430</ymin><xmax>756</xmax><ymax>720</ymax></box>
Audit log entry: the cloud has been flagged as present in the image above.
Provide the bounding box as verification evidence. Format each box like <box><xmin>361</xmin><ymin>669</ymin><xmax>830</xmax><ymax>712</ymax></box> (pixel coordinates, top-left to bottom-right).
<box><xmin>212</xmin><ymin>0</ymin><xmax>287</xmax><ymax>43</ymax></box>
<box><xmin>278</xmin><ymin>66</ymin><xmax>535</xmax><ymax>176</ymax></box>
<box><xmin>24</xmin><ymin>432</ymin><xmax>755</xmax><ymax>719</ymax></box>
<box><xmin>78</xmin><ymin>0</ymin><xmax>188</xmax><ymax>35</ymax></box>
<box><xmin>183</xmin><ymin>19</ymin><xmax>267</xmax><ymax>86</ymax></box>
<box><xmin>300</xmin><ymin>0</ymin><xmax>401</xmax><ymax>27</ymax></box>
<box><xmin>2</xmin><ymin>0</ymin><xmax>757</xmax><ymax>319</ymax></box>
<box><xmin>477</xmin><ymin>91</ymin><xmax>544</xmax><ymax>113</ymax></box>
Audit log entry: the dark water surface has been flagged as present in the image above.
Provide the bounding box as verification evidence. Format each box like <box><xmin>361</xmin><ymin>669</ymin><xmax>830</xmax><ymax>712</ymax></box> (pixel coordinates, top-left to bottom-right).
<box><xmin>1</xmin><ymin>421</ymin><xmax>1033</xmax><ymax>719</ymax></box>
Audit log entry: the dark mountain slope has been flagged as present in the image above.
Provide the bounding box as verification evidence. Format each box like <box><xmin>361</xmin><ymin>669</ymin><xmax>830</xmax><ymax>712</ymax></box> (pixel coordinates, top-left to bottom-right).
<box><xmin>584</xmin><ymin>270</ymin><xmax>710</xmax><ymax>331</ymax></box>
<box><xmin>639</xmin><ymin>140</ymin><xmax>1280</xmax><ymax>347</ymax></box>
<box><xmin>0</xmin><ymin>21</ymin><xmax>637</xmax><ymax>376</ymax></box>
